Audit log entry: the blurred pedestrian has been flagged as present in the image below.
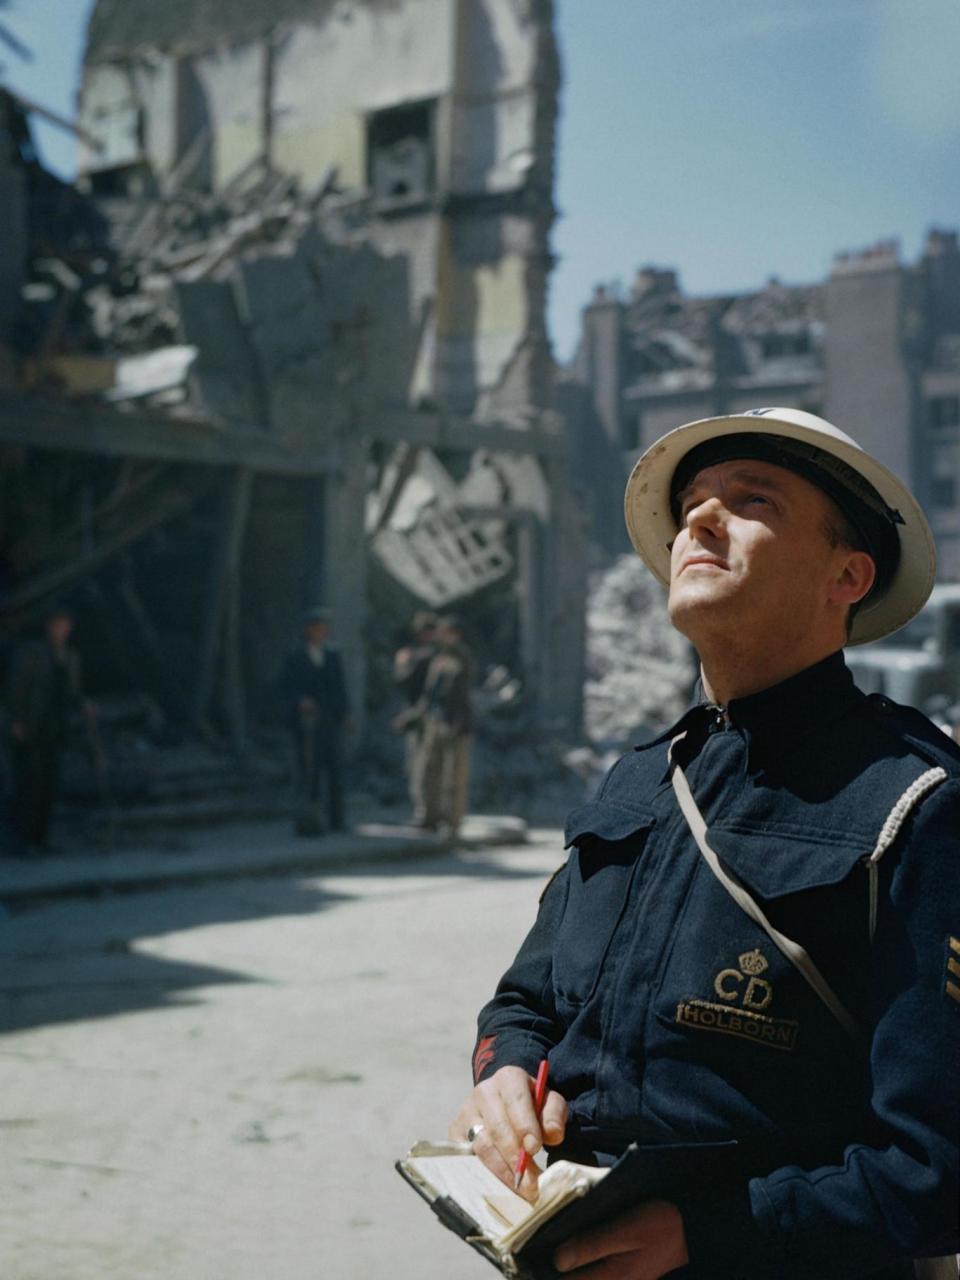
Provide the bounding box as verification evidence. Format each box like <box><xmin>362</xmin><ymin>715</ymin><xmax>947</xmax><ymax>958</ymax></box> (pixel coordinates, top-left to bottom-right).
<box><xmin>6</xmin><ymin>603</ymin><xmax>92</xmax><ymax>852</ymax></box>
<box><xmin>279</xmin><ymin>607</ymin><xmax>350</xmax><ymax>834</ymax></box>
<box><xmin>411</xmin><ymin>615</ymin><xmax>474</xmax><ymax>837</ymax></box>
<box><xmin>392</xmin><ymin>610</ymin><xmax>438</xmax><ymax>824</ymax></box>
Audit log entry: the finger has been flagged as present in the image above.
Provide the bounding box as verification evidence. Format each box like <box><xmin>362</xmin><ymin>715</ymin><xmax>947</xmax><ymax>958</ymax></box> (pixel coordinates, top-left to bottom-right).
<box><xmin>541</xmin><ymin>1089</ymin><xmax>568</xmax><ymax>1145</ymax></box>
<box><xmin>471</xmin><ymin>1124</ymin><xmax>517</xmax><ymax>1190</ymax></box>
<box><xmin>481</xmin><ymin>1085</ymin><xmax>528</xmax><ymax>1170</ymax></box>
<box><xmin>554</xmin><ymin>1201</ymin><xmax>686</xmax><ymax>1277</ymax></box>
<box><xmin>514</xmin><ymin>1155</ymin><xmax>542</xmax><ymax>1204</ymax></box>
<box><xmin>554</xmin><ymin>1252</ymin><xmax>637</xmax><ymax>1278</ymax></box>
<box><xmin>449</xmin><ymin>1089</ymin><xmax>486</xmax><ymax>1142</ymax></box>
<box><xmin>448</xmin><ymin>1103</ymin><xmax>474</xmax><ymax>1142</ymax></box>
<box><xmin>499</xmin><ymin>1073</ymin><xmax>547</xmax><ymax>1157</ymax></box>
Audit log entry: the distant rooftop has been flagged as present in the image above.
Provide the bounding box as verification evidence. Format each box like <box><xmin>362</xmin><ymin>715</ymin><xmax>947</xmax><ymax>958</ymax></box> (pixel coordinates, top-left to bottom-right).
<box><xmin>85</xmin><ymin>0</ymin><xmax>400</xmax><ymax>61</ymax></box>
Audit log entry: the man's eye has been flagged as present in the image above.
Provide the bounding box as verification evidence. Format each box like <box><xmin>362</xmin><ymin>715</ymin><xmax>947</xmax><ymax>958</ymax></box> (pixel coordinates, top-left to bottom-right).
<box><xmin>746</xmin><ymin>494</ymin><xmax>770</xmax><ymax>507</ymax></box>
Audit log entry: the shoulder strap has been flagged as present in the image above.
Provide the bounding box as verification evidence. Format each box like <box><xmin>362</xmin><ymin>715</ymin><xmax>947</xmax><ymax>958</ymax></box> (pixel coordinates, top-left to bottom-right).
<box><xmin>864</xmin><ymin>766</ymin><xmax>947</xmax><ymax>941</ymax></box>
<box><xmin>669</xmin><ymin>733</ymin><xmax>862</xmax><ymax>1042</ymax></box>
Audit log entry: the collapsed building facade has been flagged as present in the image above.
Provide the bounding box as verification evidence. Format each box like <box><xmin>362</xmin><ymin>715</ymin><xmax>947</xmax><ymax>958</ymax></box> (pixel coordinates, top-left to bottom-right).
<box><xmin>566</xmin><ymin>233</ymin><xmax>960</xmax><ymax>583</ymax></box>
<box><xmin>0</xmin><ymin>0</ymin><xmax>586</xmax><ymax>760</ymax></box>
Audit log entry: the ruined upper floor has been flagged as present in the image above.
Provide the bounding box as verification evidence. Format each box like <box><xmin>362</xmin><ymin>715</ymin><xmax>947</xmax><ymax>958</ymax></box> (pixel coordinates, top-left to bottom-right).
<box><xmin>78</xmin><ymin>0</ymin><xmax>559</xmax><ymax>208</ymax></box>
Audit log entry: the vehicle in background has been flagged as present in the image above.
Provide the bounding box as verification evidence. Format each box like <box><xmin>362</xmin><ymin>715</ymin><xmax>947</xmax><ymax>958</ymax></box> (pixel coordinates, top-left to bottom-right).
<box><xmin>847</xmin><ymin>585</ymin><xmax>960</xmax><ymax>730</ymax></box>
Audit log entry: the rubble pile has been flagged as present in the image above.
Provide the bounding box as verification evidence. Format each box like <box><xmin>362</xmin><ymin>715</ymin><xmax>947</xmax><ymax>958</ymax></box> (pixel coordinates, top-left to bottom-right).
<box><xmin>85</xmin><ymin>161</ymin><xmax>340</xmax><ymax>356</ymax></box>
<box><xmin>12</xmin><ymin>143</ymin><xmax>368</xmax><ymax>413</ymax></box>
<box><xmin>57</xmin><ymin>693</ymin><xmax>291</xmax><ymax>839</ymax></box>
<box><xmin>584</xmin><ymin>554</ymin><xmax>693</xmax><ymax>745</ymax></box>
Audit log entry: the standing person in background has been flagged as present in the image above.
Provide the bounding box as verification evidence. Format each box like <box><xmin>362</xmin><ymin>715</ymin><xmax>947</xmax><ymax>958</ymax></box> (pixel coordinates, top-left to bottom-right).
<box><xmin>7</xmin><ymin>603</ymin><xmax>91</xmax><ymax>852</ymax></box>
<box><xmin>392</xmin><ymin>610</ymin><xmax>438</xmax><ymax>826</ymax></box>
<box><xmin>418</xmin><ymin>616</ymin><xmax>474</xmax><ymax>838</ymax></box>
<box><xmin>279</xmin><ymin>606</ymin><xmax>350</xmax><ymax>834</ymax></box>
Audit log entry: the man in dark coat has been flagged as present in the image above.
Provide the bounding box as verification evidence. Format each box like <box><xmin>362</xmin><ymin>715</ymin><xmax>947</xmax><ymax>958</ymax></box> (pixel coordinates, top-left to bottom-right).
<box><xmin>6</xmin><ymin>604</ymin><xmax>88</xmax><ymax>850</ymax></box>
<box><xmin>279</xmin><ymin>607</ymin><xmax>350</xmax><ymax>833</ymax></box>
<box><xmin>450</xmin><ymin>408</ymin><xmax>959</xmax><ymax>1280</ymax></box>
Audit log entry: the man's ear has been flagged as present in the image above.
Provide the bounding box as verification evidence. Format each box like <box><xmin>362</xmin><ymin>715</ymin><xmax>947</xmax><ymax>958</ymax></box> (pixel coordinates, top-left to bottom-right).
<box><xmin>829</xmin><ymin>550</ymin><xmax>876</xmax><ymax>608</ymax></box>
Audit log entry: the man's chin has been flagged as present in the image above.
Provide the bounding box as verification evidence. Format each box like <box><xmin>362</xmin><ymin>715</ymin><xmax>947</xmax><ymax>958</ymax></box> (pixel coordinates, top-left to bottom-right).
<box><xmin>668</xmin><ymin>586</ymin><xmax>736</xmax><ymax>638</ymax></box>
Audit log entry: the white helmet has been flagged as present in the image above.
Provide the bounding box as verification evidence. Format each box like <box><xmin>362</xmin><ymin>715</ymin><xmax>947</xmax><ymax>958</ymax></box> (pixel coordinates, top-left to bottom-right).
<box><xmin>623</xmin><ymin>406</ymin><xmax>937</xmax><ymax>646</ymax></box>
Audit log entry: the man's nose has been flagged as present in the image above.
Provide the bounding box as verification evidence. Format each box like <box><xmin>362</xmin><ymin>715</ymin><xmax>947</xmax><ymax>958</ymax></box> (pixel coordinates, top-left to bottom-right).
<box><xmin>685</xmin><ymin>494</ymin><xmax>727</xmax><ymax>536</ymax></box>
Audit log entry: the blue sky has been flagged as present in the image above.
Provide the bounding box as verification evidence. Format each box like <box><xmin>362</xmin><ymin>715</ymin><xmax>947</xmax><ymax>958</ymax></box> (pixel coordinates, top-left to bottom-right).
<box><xmin>4</xmin><ymin>0</ymin><xmax>959</xmax><ymax>358</ymax></box>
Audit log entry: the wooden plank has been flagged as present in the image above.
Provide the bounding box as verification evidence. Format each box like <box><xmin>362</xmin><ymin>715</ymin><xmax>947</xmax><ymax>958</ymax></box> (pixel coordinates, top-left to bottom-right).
<box><xmin>221</xmin><ymin>469</ymin><xmax>253</xmax><ymax>750</ymax></box>
<box><xmin>0</xmin><ymin>478</ymin><xmax>214</xmax><ymax>625</ymax></box>
<box><xmin>374</xmin><ymin>409</ymin><xmax>567</xmax><ymax>458</ymax></box>
<box><xmin>0</xmin><ymin>392</ymin><xmax>336</xmax><ymax>475</ymax></box>
<box><xmin>117</xmin><ymin>570</ymin><xmax>190</xmax><ymax>722</ymax></box>
<box><xmin>191</xmin><ymin>467</ymin><xmax>253</xmax><ymax>740</ymax></box>
<box><xmin>0</xmin><ymin>394</ymin><xmax>566</xmax><ymax>471</ymax></box>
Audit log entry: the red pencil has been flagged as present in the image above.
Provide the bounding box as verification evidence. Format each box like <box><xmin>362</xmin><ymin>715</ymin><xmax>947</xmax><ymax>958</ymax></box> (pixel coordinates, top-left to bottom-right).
<box><xmin>514</xmin><ymin>1059</ymin><xmax>550</xmax><ymax>1190</ymax></box>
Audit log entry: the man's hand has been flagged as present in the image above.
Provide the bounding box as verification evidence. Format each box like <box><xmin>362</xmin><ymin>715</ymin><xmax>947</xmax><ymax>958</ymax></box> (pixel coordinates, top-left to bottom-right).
<box><xmin>449</xmin><ymin>1065</ymin><xmax>567</xmax><ymax>1202</ymax></box>
<box><xmin>552</xmin><ymin>1199</ymin><xmax>688</xmax><ymax>1278</ymax></box>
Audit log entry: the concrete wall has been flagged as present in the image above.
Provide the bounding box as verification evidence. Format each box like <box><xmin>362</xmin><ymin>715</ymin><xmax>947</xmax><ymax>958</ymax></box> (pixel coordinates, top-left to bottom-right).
<box><xmin>450</xmin><ymin>0</ymin><xmax>540</xmax><ymax>195</ymax></box>
<box><xmin>191</xmin><ymin>43</ymin><xmax>266</xmax><ymax>189</ymax></box>
<box><xmin>130</xmin><ymin>56</ymin><xmax>180</xmax><ymax>179</ymax></box>
<box><xmin>824</xmin><ymin>256</ymin><xmax>913</xmax><ymax>484</ymax></box>
<box><xmin>79</xmin><ymin>0</ymin><xmax>557</xmax><ymax>417</ymax></box>
<box><xmin>76</xmin><ymin>0</ymin><xmax>577</xmax><ymax>732</ymax></box>
<box><xmin>579</xmin><ymin>297</ymin><xmax>624</xmax><ymax>449</ymax></box>
<box><xmin>434</xmin><ymin>215</ymin><xmax>532</xmax><ymax>412</ymax></box>
<box><xmin>271</xmin><ymin>1</ymin><xmax>453</xmax><ymax>189</ymax></box>
<box><xmin>0</xmin><ymin>163</ymin><xmax>27</xmax><ymax>344</ymax></box>
<box><xmin>77</xmin><ymin>64</ymin><xmax>142</xmax><ymax>173</ymax></box>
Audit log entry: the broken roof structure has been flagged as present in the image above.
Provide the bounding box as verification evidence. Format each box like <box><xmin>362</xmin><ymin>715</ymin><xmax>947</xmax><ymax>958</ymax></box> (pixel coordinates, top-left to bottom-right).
<box><xmin>1</xmin><ymin>0</ymin><xmax>585</xmax><ymax>746</ymax></box>
<box><xmin>566</xmin><ymin>234</ymin><xmax>960</xmax><ymax>581</ymax></box>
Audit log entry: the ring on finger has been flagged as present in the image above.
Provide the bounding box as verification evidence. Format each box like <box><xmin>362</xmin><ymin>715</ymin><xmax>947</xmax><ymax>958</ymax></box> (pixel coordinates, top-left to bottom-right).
<box><xmin>467</xmin><ymin>1123</ymin><xmax>485</xmax><ymax>1144</ymax></box>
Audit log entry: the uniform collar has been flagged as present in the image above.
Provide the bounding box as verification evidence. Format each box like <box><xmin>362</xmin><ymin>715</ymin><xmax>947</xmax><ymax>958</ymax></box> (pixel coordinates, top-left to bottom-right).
<box><xmin>641</xmin><ymin>650</ymin><xmax>862</xmax><ymax>768</ymax></box>
<box><xmin>722</xmin><ymin>649</ymin><xmax>860</xmax><ymax>762</ymax></box>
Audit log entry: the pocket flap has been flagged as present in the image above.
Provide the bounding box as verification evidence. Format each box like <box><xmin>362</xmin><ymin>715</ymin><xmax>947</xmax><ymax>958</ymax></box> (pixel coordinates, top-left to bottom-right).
<box><xmin>564</xmin><ymin>800</ymin><xmax>655</xmax><ymax>848</ymax></box>
<box><xmin>706</xmin><ymin>826</ymin><xmax>866</xmax><ymax>899</ymax></box>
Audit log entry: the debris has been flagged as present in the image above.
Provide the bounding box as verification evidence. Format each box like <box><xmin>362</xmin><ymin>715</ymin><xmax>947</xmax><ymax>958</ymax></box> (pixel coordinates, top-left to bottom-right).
<box><xmin>105</xmin><ymin>345</ymin><xmax>198</xmax><ymax>402</ymax></box>
<box><xmin>584</xmin><ymin>554</ymin><xmax>693</xmax><ymax>745</ymax></box>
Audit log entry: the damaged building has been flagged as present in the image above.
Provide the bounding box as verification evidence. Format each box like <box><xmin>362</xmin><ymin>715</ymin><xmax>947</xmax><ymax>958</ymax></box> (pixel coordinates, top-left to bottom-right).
<box><xmin>0</xmin><ymin>0</ymin><xmax>586</xmax><ymax>788</ymax></box>
<box><xmin>566</xmin><ymin>233</ymin><xmax>960</xmax><ymax>582</ymax></box>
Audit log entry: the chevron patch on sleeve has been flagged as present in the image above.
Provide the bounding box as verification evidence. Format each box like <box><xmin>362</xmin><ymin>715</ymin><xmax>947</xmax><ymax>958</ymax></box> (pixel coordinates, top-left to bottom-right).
<box><xmin>946</xmin><ymin>937</ymin><xmax>960</xmax><ymax>1006</ymax></box>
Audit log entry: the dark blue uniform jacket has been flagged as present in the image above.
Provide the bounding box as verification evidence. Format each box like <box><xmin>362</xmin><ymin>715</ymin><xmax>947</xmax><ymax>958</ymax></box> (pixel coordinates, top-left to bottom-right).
<box><xmin>279</xmin><ymin>645</ymin><xmax>349</xmax><ymax>732</ymax></box>
<box><xmin>474</xmin><ymin>653</ymin><xmax>960</xmax><ymax>1279</ymax></box>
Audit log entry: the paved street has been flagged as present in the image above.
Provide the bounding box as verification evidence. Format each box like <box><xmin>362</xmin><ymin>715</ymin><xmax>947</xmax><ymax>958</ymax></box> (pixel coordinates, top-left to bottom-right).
<box><xmin>0</xmin><ymin>829</ymin><xmax>565</xmax><ymax>1280</ymax></box>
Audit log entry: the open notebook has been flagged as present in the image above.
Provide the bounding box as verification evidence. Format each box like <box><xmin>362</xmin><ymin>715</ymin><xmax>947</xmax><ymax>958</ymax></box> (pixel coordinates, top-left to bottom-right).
<box><xmin>396</xmin><ymin>1137</ymin><xmax>738</xmax><ymax>1279</ymax></box>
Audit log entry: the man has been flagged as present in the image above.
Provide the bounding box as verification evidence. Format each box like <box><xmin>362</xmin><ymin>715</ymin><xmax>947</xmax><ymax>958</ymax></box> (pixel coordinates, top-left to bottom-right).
<box><xmin>279</xmin><ymin>606</ymin><xmax>350</xmax><ymax>833</ymax></box>
<box><xmin>6</xmin><ymin>603</ymin><xmax>89</xmax><ymax>850</ymax></box>
<box><xmin>392</xmin><ymin>610</ymin><xmax>439</xmax><ymax>825</ymax></box>
<box><xmin>450</xmin><ymin>408</ymin><xmax>959</xmax><ymax>1279</ymax></box>
<box><xmin>398</xmin><ymin>615</ymin><xmax>473</xmax><ymax>836</ymax></box>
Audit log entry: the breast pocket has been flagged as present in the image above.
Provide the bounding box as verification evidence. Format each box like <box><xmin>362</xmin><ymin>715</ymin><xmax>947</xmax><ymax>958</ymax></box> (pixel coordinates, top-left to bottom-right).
<box><xmin>652</xmin><ymin>828</ymin><xmax>869</xmax><ymax>1078</ymax></box>
<box><xmin>553</xmin><ymin>801</ymin><xmax>655</xmax><ymax>1009</ymax></box>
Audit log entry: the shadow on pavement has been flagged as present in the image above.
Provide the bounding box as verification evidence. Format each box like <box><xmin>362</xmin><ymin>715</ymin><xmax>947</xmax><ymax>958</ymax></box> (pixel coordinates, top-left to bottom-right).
<box><xmin>334</xmin><ymin>844</ymin><xmax>562</xmax><ymax>884</ymax></box>
<box><xmin>0</xmin><ymin>876</ymin><xmax>354</xmax><ymax>1036</ymax></box>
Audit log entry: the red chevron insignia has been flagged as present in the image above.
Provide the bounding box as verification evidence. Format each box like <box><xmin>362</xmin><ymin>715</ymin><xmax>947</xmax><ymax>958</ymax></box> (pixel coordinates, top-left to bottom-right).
<box><xmin>473</xmin><ymin>1035</ymin><xmax>497</xmax><ymax>1082</ymax></box>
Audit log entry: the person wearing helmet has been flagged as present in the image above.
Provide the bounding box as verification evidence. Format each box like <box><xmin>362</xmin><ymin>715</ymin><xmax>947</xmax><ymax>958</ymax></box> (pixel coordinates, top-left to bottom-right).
<box><xmin>449</xmin><ymin>409</ymin><xmax>959</xmax><ymax>1279</ymax></box>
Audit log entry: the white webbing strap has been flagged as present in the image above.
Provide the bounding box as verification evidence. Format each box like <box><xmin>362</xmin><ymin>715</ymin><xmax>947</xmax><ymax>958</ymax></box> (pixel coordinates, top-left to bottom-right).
<box><xmin>669</xmin><ymin>733</ymin><xmax>863</xmax><ymax>1043</ymax></box>
<box><xmin>865</xmin><ymin>767</ymin><xmax>947</xmax><ymax>942</ymax></box>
